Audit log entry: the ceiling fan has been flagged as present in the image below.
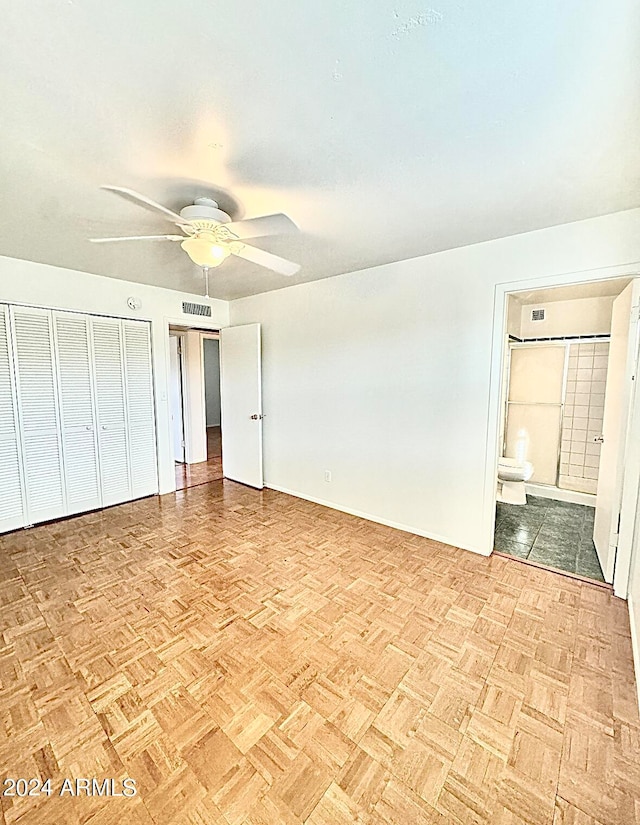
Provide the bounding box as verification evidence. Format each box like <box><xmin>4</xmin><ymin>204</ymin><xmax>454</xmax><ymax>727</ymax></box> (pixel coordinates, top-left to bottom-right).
<box><xmin>90</xmin><ymin>186</ymin><xmax>301</xmax><ymax>278</ymax></box>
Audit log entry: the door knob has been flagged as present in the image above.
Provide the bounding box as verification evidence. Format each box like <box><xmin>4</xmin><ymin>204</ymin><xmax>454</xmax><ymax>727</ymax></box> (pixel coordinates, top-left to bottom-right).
<box><xmin>250</xmin><ymin>414</ymin><xmax>264</xmax><ymax>420</ymax></box>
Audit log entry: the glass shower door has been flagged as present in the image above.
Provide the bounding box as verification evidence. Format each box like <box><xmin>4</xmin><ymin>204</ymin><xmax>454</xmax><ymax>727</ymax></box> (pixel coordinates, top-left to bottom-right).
<box><xmin>504</xmin><ymin>345</ymin><xmax>566</xmax><ymax>485</ymax></box>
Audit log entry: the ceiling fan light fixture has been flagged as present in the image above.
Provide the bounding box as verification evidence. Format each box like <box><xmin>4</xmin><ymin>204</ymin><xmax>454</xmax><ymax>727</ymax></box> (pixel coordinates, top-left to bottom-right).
<box><xmin>181</xmin><ymin>236</ymin><xmax>231</xmax><ymax>267</ymax></box>
<box><xmin>96</xmin><ymin>187</ymin><xmax>300</xmax><ymax>276</ymax></box>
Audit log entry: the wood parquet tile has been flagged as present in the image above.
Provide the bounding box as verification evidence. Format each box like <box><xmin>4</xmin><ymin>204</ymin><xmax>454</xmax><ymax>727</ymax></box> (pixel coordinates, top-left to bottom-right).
<box><xmin>0</xmin><ymin>479</ymin><xmax>639</xmax><ymax>824</ymax></box>
<box><xmin>175</xmin><ymin>428</ymin><xmax>223</xmax><ymax>491</ymax></box>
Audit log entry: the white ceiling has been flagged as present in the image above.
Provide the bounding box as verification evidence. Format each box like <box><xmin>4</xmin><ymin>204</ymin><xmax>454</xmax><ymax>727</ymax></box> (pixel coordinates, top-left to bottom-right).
<box><xmin>1</xmin><ymin>1</ymin><xmax>639</xmax><ymax>300</ymax></box>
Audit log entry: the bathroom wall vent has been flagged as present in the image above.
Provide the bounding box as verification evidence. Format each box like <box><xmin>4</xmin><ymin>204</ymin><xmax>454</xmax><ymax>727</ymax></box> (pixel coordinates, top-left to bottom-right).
<box><xmin>182</xmin><ymin>301</ymin><xmax>212</xmax><ymax>317</ymax></box>
<box><xmin>531</xmin><ymin>308</ymin><xmax>545</xmax><ymax>321</ymax></box>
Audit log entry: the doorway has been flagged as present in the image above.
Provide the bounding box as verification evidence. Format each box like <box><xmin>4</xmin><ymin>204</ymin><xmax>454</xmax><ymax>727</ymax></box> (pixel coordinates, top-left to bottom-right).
<box><xmin>168</xmin><ymin>322</ymin><xmax>265</xmax><ymax>493</ymax></box>
<box><xmin>492</xmin><ymin>275</ymin><xmax>640</xmax><ymax>587</ymax></box>
<box><xmin>169</xmin><ymin>327</ymin><xmax>223</xmax><ymax>490</ymax></box>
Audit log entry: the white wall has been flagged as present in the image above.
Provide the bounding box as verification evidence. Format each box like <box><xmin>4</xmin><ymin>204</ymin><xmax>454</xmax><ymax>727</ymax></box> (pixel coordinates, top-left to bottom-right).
<box><xmin>229</xmin><ymin>208</ymin><xmax>640</xmax><ymax>554</ymax></box>
<box><xmin>520</xmin><ymin>295</ymin><xmax>615</xmax><ymax>338</ymax></box>
<box><xmin>0</xmin><ymin>256</ymin><xmax>229</xmax><ymax>494</ymax></box>
<box><xmin>204</xmin><ymin>339</ymin><xmax>221</xmax><ymax>427</ymax></box>
<box><xmin>507</xmin><ymin>296</ymin><xmax>522</xmax><ymax>338</ymax></box>
<box><xmin>500</xmin><ymin>296</ymin><xmax>522</xmax><ymax>452</ymax></box>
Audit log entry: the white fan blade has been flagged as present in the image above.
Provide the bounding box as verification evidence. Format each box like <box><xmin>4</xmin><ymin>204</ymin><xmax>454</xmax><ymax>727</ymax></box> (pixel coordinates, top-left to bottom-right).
<box><xmin>231</xmin><ymin>243</ymin><xmax>300</xmax><ymax>276</ymax></box>
<box><xmin>224</xmin><ymin>213</ymin><xmax>297</xmax><ymax>240</ymax></box>
<box><xmin>89</xmin><ymin>235</ymin><xmax>184</xmax><ymax>243</ymax></box>
<box><xmin>100</xmin><ymin>186</ymin><xmax>191</xmax><ymax>225</ymax></box>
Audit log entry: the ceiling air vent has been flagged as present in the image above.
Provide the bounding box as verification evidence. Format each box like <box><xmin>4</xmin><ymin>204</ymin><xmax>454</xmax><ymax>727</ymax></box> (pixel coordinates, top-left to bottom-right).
<box><xmin>182</xmin><ymin>301</ymin><xmax>212</xmax><ymax>317</ymax></box>
<box><xmin>531</xmin><ymin>308</ymin><xmax>545</xmax><ymax>321</ymax></box>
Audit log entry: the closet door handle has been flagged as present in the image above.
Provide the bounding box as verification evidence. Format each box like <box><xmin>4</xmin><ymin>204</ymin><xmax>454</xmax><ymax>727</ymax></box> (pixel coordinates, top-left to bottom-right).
<box><xmin>101</xmin><ymin>425</ymin><xmax>108</xmax><ymax>430</ymax></box>
<box><xmin>85</xmin><ymin>425</ymin><xmax>93</xmax><ymax>431</ymax></box>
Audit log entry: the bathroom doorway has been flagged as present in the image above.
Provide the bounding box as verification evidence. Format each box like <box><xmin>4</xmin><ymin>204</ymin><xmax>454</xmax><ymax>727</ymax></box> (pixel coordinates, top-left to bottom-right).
<box><xmin>493</xmin><ymin>276</ymin><xmax>639</xmax><ymax>584</ymax></box>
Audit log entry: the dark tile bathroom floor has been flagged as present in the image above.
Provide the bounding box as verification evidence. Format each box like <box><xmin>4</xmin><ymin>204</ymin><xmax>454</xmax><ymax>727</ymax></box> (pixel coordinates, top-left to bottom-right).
<box><xmin>494</xmin><ymin>495</ymin><xmax>605</xmax><ymax>582</ymax></box>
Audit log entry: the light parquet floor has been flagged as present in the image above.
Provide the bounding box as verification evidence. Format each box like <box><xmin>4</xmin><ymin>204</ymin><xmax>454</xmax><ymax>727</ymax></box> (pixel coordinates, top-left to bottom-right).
<box><xmin>1</xmin><ymin>479</ymin><xmax>639</xmax><ymax>825</ymax></box>
<box><xmin>175</xmin><ymin>428</ymin><xmax>223</xmax><ymax>491</ymax></box>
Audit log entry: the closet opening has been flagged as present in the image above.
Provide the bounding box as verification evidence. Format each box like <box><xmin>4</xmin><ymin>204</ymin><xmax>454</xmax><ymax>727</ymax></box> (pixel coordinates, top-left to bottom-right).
<box><xmin>493</xmin><ymin>275</ymin><xmax>640</xmax><ymax>588</ymax></box>
<box><xmin>0</xmin><ymin>304</ymin><xmax>158</xmax><ymax>535</ymax></box>
<box><xmin>169</xmin><ymin>325</ymin><xmax>223</xmax><ymax>491</ymax></box>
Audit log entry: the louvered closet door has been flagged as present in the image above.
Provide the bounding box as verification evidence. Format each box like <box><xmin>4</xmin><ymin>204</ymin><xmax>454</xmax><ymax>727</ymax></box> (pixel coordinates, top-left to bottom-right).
<box><xmin>0</xmin><ymin>306</ymin><xmax>26</xmax><ymax>532</ymax></box>
<box><xmin>91</xmin><ymin>318</ymin><xmax>131</xmax><ymax>507</ymax></box>
<box><xmin>10</xmin><ymin>306</ymin><xmax>66</xmax><ymax>523</ymax></box>
<box><xmin>53</xmin><ymin>312</ymin><xmax>102</xmax><ymax>514</ymax></box>
<box><xmin>123</xmin><ymin>321</ymin><xmax>158</xmax><ymax>498</ymax></box>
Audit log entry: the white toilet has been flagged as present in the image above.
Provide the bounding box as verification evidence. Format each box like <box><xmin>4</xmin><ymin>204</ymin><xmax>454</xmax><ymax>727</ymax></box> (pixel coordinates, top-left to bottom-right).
<box><xmin>497</xmin><ymin>457</ymin><xmax>534</xmax><ymax>505</ymax></box>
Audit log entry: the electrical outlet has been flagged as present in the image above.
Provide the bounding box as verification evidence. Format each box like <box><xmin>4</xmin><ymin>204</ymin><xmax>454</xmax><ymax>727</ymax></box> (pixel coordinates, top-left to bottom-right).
<box><xmin>324</xmin><ymin>470</ymin><xmax>332</xmax><ymax>482</ymax></box>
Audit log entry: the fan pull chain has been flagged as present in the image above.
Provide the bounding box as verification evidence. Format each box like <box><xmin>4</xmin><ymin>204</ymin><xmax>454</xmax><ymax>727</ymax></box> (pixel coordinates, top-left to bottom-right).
<box><xmin>203</xmin><ymin>266</ymin><xmax>210</xmax><ymax>298</ymax></box>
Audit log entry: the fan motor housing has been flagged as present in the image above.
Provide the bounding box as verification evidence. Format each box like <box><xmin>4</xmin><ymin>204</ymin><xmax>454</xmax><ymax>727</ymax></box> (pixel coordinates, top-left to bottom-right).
<box><xmin>180</xmin><ymin>197</ymin><xmax>231</xmax><ymax>225</ymax></box>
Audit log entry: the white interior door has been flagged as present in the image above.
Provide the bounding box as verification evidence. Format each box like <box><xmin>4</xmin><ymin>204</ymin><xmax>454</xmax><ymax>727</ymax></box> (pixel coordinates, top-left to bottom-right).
<box><xmin>53</xmin><ymin>311</ymin><xmax>102</xmax><ymax>515</ymax></box>
<box><xmin>169</xmin><ymin>335</ymin><xmax>185</xmax><ymax>463</ymax></box>
<box><xmin>594</xmin><ymin>278</ymin><xmax>640</xmax><ymax>582</ymax></box>
<box><xmin>220</xmin><ymin>324</ymin><xmax>263</xmax><ymax>488</ymax></box>
<box><xmin>10</xmin><ymin>306</ymin><xmax>67</xmax><ymax>524</ymax></box>
<box><xmin>91</xmin><ymin>317</ymin><xmax>132</xmax><ymax>507</ymax></box>
<box><xmin>0</xmin><ymin>305</ymin><xmax>26</xmax><ymax>532</ymax></box>
<box><xmin>615</xmin><ymin>305</ymin><xmax>640</xmax><ymax>597</ymax></box>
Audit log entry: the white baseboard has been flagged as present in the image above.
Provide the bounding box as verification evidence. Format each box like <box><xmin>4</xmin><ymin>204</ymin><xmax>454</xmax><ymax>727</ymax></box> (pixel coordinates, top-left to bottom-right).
<box><xmin>628</xmin><ymin>595</ymin><xmax>640</xmax><ymax>713</ymax></box>
<box><xmin>264</xmin><ymin>482</ymin><xmax>488</xmax><ymax>556</ymax></box>
<box><xmin>525</xmin><ymin>483</ymin><xmax>596</xmax><ymax>507</ymax></box>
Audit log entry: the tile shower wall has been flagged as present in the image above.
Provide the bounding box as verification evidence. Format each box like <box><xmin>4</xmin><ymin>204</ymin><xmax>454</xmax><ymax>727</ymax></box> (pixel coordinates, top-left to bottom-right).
<box><xmin>559</xmin><ymin>340</ymin><xmax>609</xmax><ymax>493</ymax></box>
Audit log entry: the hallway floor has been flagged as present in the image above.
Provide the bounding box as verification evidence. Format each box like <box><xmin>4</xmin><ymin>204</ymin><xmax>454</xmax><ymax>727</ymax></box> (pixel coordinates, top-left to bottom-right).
<box><xmin>0</xmin><ymin>480</ymin><xmax>638</xmax><ymax>824</ymax></box>
<box><xmin>494</xmin><ymin>495</ymin><xmax>605</xmax><ymax>581</ymax></box>
<box><xmin>175</xmin><ymin>426</ymin><xmax>223</xmax><ymax>490</ymax></box>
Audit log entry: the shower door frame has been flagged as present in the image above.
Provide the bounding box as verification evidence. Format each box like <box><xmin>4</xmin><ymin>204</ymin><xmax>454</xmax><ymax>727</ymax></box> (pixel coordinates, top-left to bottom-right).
<box><xmin>503</xmin><ymin>341</ymin><xmax>570</xmax><ymax>487</ymax></box>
